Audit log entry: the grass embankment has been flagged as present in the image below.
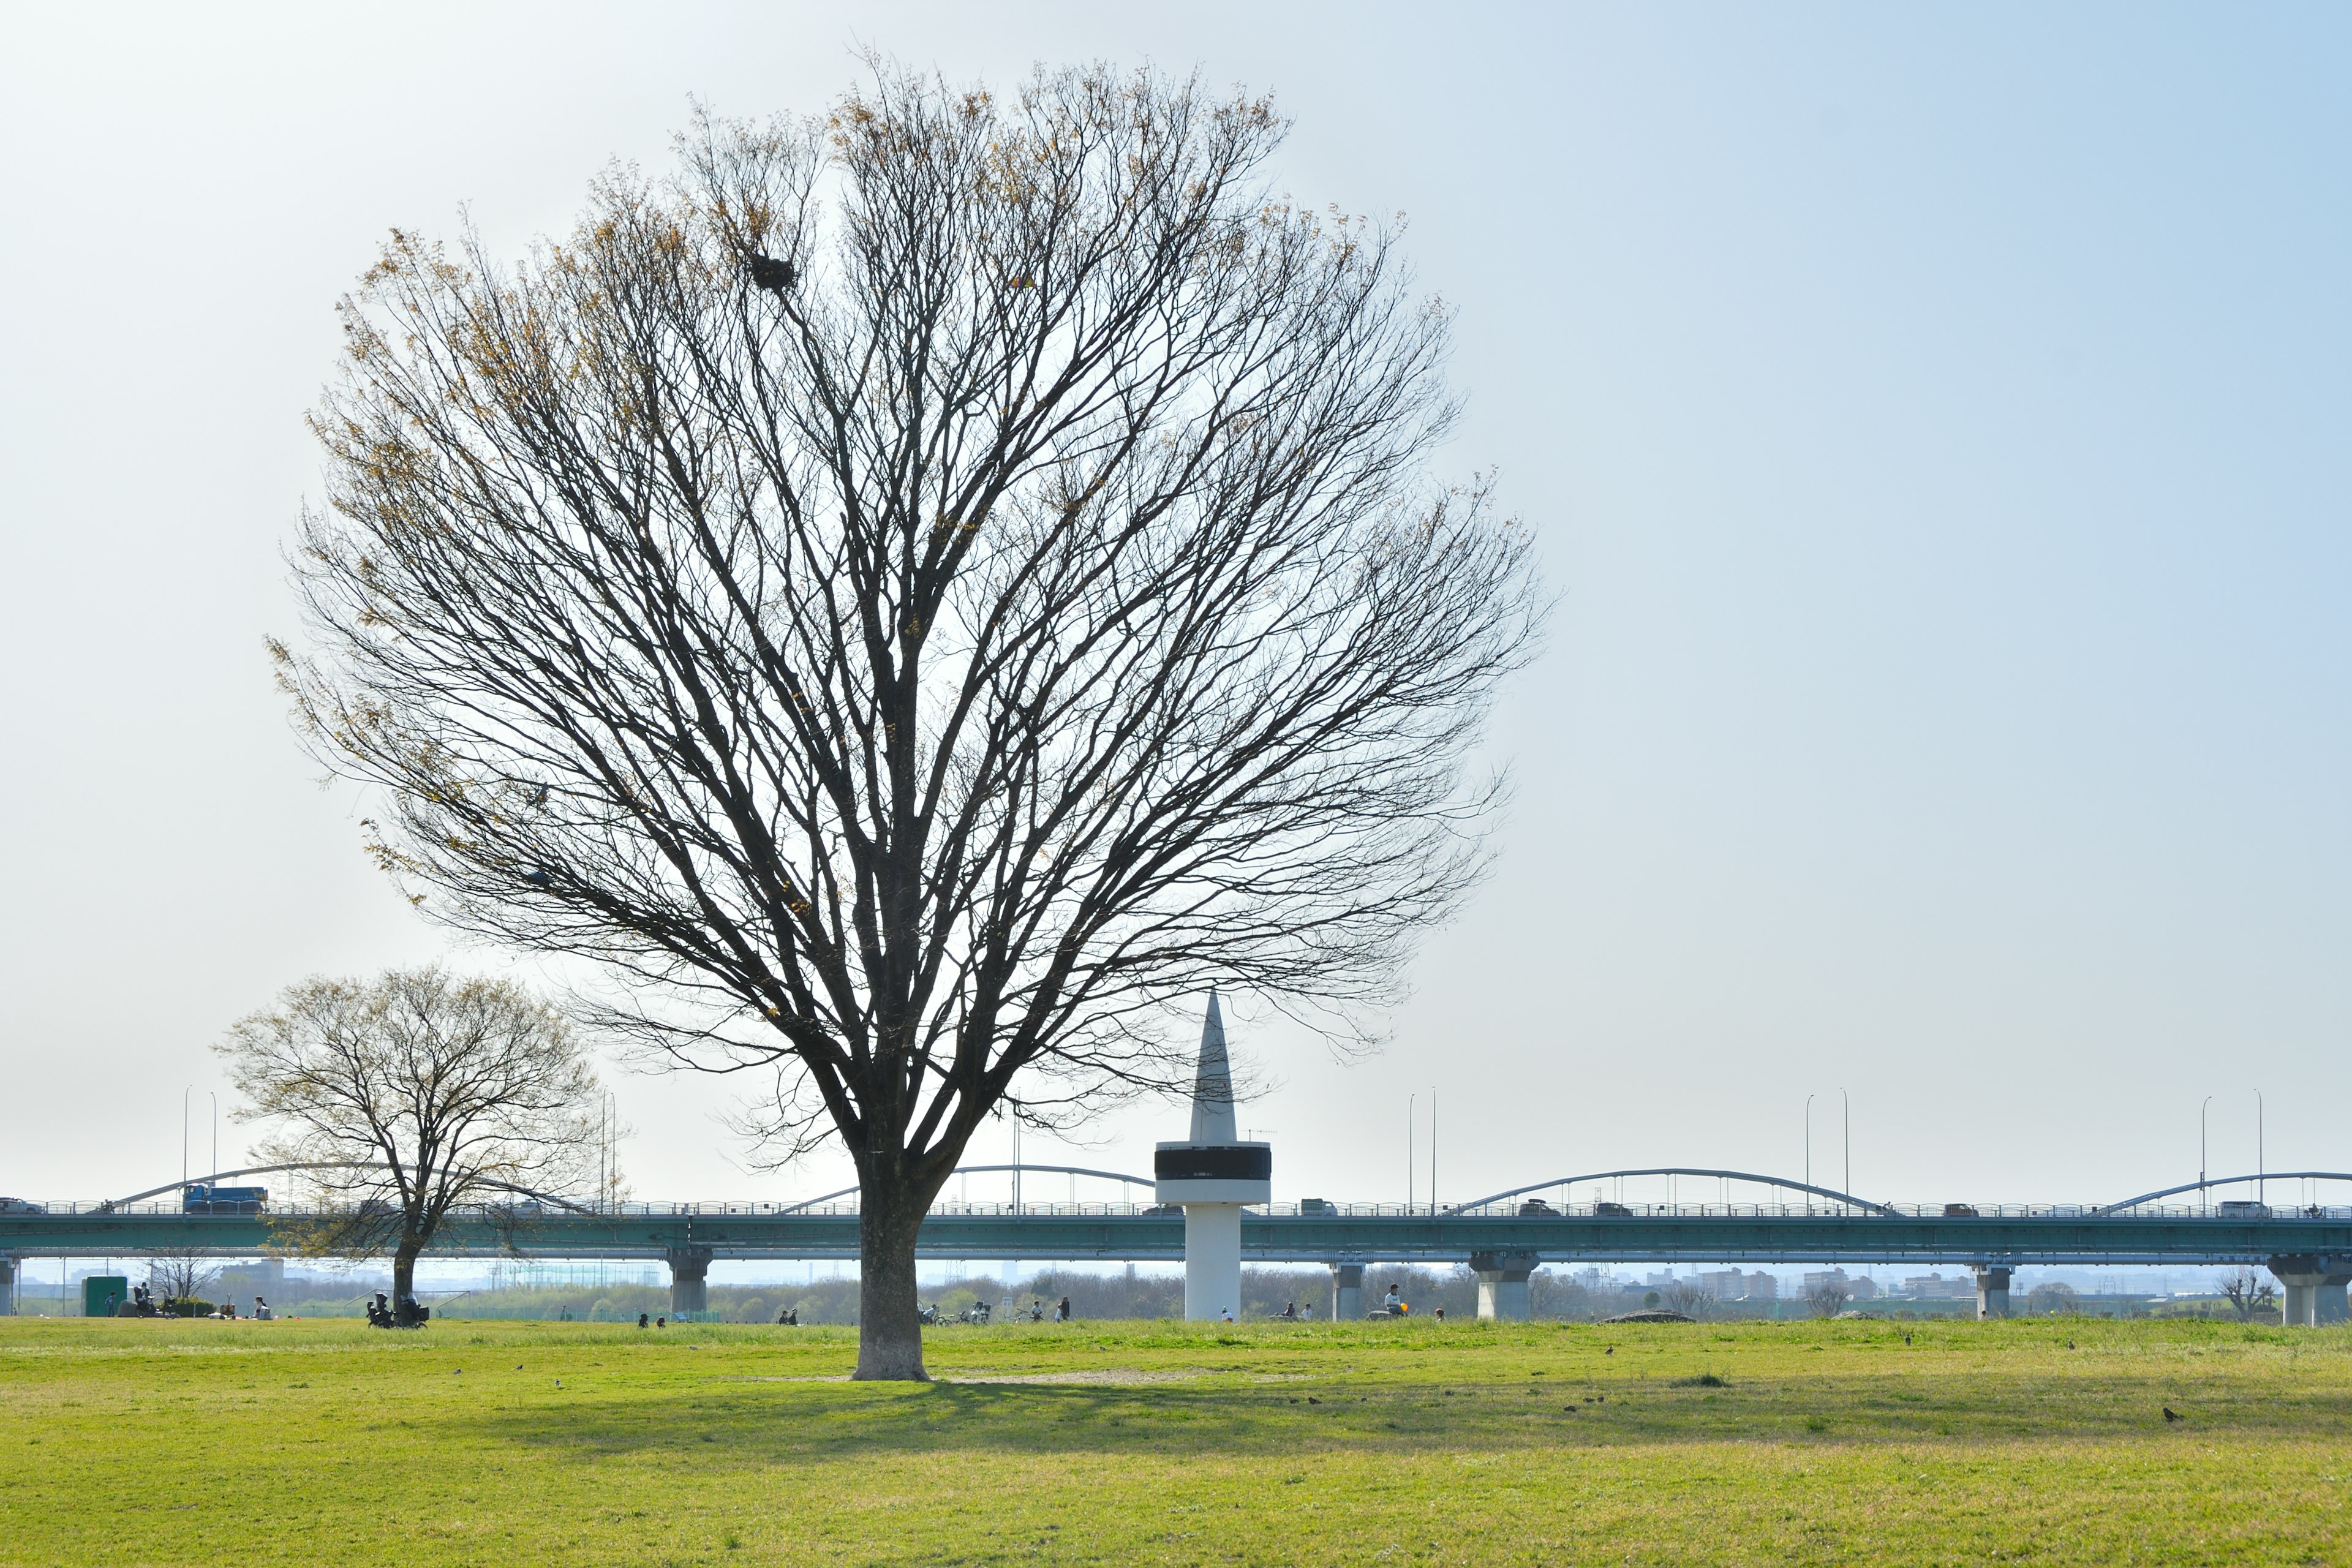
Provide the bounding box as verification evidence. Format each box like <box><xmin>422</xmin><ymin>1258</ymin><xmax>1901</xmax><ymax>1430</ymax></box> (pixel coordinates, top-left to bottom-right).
<box><xmin>3</xmin><ymin>1316</ymin><xmax>2346</xmax><ymax>1565</ymax></box>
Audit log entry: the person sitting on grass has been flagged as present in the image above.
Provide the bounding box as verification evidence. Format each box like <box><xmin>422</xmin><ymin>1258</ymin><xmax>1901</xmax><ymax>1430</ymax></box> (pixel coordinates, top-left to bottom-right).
<box><xmin>1382</xmin><ymin>1283</ymin><xmax>1404</xmax><ymax>1314</ymax></box>
<box><xmin>637</xmin><ymin>1313</ymin><xmax>649</xmax><ymax>1329</ymax></box>
<box><xmin>1277</xmin><ymin>1300</ymin><xmax>1298</xmax><ymax>1321</ymax></box>
<box><xmin>254</xmin><ymin>1297</ymin><xmax>273</xmax><ymax>1321</ymax></box>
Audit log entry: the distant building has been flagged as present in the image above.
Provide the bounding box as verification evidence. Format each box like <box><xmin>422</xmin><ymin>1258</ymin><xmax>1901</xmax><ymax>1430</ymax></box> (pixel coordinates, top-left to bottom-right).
<box><xmin>1797</xmin><ymin>1267</ymin><xmax>1877</xmax><ymax>1300</ymax></box>
<box><xmin>1698</xmin><ymin>1268</ymin><xmax>1746</xmax><ymax>1299</ymax></box>
<box><xmin>1744</xmin><ymin>1272</ymin><xmax>1778</xmax><ymax>1300</ymax></box>
<box><xmin>1901</xmin><ymin>1272</ymin><xmax>1974</xmax><ymax>1300</ymax></box>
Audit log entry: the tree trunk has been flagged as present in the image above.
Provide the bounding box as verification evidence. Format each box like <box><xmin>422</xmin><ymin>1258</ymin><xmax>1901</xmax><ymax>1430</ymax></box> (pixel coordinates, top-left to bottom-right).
<box><xmin>854</xmin><ymin>1182</ymin><xmax>930</xmax><ymax>1381</ymax></box>
<box><xmin>393</xmin><ymin>1238</ymin><xmax>421</xmax><ymax>1325</ymax></box>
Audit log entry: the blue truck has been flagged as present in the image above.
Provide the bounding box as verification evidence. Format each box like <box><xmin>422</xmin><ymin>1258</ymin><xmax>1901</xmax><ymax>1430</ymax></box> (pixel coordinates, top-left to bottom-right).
<box><xmin>181</xmin><ymin>1185</ymin><xmax>268</xmax><ymax>1215</ymax></box>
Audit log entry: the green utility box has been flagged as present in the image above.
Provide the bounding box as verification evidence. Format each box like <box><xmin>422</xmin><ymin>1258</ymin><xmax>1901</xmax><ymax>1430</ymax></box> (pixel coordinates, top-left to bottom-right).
<box><xmin>82</xmin><ymin>1276</ymin><xmax>128</xmax><ymax>1318</ymax></box>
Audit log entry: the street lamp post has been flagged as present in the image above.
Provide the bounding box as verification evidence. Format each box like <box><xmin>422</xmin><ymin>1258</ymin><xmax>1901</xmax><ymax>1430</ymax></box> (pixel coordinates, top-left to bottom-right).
<box><xmin>2200</xmin><ymin>1096</ymin><xmax>2213</xmax><ymax>1215</ymax></box>
<box><xmin>1804</xmin><ymin>1094</ymin><xmax>1814</xmax><ymax>1214</ymax></box>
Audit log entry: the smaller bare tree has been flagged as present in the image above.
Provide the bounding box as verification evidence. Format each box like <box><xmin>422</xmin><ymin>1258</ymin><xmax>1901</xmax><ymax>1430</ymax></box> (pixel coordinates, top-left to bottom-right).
<box><xmin>145</xmin><ymin>1252</ymin><xmax>218</xmax><ymax>1308</ymax></box>
<box><xmin>217</xmin><ymin>967</ymin><xmax>601</xmax><ymax>1319</ymax></box>
<box><xmin>1662</xmin><ymin>1280</ymin><xmax>1715</xmax><ymax>1321</ymax></box>
<box><xmin>2217</xmin><ymin>1270</ymin><xmax>2276</xmax><ymax>1323</ymax></box>
<box><xmin>1806</xmin><ymin>1280</ymin><xmax>1852</xmax><ymax>1319</ymax></box>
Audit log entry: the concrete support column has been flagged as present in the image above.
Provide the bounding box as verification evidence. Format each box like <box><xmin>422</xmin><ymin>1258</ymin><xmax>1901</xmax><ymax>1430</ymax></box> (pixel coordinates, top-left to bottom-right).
<box><xmin>1470</xmin><ymin>1251</ymin><xmax>1538</xmax><ymax>1322</ymax></box>
<box><xmin>1330</xmin><ymin>1262</ymin><xmax>1364</xmax><ymax>1322</ymax></box>
<box><xmin>0</xmin><ymin>1256</ymin><xmax>14</xmax><ymax>1316</ymax></box>
<box><xmin>1182</xmin><ymin>1202</ymin><xmax>1243</xmax><ymax>1321</ymax></box>
<box><xmin>1973</xmin><ymin>1265</ymin><xmax>2013</xmax><ymax>1320</ymax></box>
<box><xmin>666</xmin><ymin>1246</ymin><xmax>714</xmax><ymax>1321</ymax></box>
<box><xmin>2268</xmin><ymin>1256</ymin><xmax>2352</xmax><ymax>1327</ymax></box>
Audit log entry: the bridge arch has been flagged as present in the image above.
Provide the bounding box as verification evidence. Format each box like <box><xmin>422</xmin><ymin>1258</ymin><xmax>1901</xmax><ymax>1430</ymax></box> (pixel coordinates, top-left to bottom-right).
<box><xmin>1441</xmin><ymin>1167</ymin><xmax>1900</xmax><ymax>1219</ymax></box>
<box><xmin>779</xmin><ymin>1163</ymin><xmax>1157</xmax><ymax>1215</ymax></box>
<box><xmin>105</xmin><ymin>1164</ymin><xmax>598</xmax><ymax>1215</ymax></box>
<box><xmin>105</xmin><ymin>1162</ymin><xmax>1156</xmax><ymax>1218</ymax></box>
<box><xmin>2093</xmin><ymin>1171</ymin><xmax>2352</xmax><ymax>1216</ymax></box>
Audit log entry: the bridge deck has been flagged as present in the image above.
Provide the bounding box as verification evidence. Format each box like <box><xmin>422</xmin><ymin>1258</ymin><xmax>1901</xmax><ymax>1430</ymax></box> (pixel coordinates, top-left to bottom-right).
<box><xmin>8</xmin><ymin>1202</ymin><xmax>2349</xmax><ymax>1267</ymax></box>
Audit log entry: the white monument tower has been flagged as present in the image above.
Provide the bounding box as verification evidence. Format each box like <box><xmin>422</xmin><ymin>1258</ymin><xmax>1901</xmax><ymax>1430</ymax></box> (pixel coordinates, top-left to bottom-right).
<box><xmin>1153</xmin><ymin>990</ymin><xmax>1271</xmax><ymax>1320</ymax></box>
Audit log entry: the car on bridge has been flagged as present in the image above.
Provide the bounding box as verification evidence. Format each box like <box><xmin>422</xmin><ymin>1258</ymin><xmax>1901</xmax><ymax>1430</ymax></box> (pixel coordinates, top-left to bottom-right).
<box><xmin>0</xmin><ymin>1197</ymin><xmax>44</xmax><ymax>1215</ymax></box>
<box><xmin>1594</xmin><ymin>1201</ymin><xmax>1633</xmax><ymax>1218</ymax></box>
<box><xmin>2218</xmin><ymin>1200</ymin><xmax>2272</xmax><ymax>1219</ymax></box>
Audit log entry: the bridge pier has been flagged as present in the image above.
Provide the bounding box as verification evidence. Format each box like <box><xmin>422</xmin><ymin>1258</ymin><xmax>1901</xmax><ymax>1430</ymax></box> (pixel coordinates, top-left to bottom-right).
<box><xmin>666</xmin><ymin>1246</ymin><xmax>714</xmax><ymax>1321</ymax></box>
<box><xmin>2268</xmin><ymin>1256</ymin><xmax>2352</xmax><ymax>1327</ymax></box>
<box><xmin>1470</xmin><ymin>1251</ymin><xmax>1537</xmax><ymax>1322</ymax></box>
<box><xmin>1973</xmin><ymin>1265</ymin><xmax>2013</xmax><ymax>1320</ymax></box>
<box><xmin>0</xmin><ymin>1256</ymin><xmax>13</xmax><ymax>1316</ymax></box>
<box><xmin>1330</xmin><ymin>1261</ymin><xmax>1363</xmax><ymax>1321</ymax></box>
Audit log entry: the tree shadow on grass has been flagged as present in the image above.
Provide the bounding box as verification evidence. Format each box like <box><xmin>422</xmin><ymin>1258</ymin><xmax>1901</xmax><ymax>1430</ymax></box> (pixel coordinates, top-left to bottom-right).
<box><xmin>453</xmin><ymin>1371</ymin><xmax>2352</xmax><ymax>1468</ymax></box>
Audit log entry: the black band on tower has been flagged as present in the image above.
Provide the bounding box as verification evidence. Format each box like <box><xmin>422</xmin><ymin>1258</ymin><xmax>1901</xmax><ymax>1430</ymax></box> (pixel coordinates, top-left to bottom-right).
<box><xmin>1155</xmin><ymin>1145</ymin><xmax>1273</xmax><ymax>1182</ymax></box>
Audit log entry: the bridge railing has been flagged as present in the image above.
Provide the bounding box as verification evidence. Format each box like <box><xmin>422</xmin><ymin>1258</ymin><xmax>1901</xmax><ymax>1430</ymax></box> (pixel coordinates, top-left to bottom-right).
<box><xmin>18</xmin><ymin>1197</ymin><xmax>2352</xmax><ymax>1221</ymax></box>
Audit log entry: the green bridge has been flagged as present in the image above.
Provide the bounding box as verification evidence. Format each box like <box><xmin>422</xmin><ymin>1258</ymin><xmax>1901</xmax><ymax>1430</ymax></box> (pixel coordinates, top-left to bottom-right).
<box><xmin>9</xmin><ymin>1198</ymin><xmax>2352</xmax><ymax>1269</ymax></box>
<box><xmin>9</xmin><ymin>1164</ymin><xmax>2348</xmax><ymax>1323</ymax></box>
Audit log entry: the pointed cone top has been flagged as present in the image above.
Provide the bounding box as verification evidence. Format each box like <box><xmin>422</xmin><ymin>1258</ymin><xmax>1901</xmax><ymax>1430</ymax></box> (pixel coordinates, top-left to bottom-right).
<box><xmin>1188</xmin><ymin>988</ymin><xmax>1239</xmax><ymax>1144</ymax></box>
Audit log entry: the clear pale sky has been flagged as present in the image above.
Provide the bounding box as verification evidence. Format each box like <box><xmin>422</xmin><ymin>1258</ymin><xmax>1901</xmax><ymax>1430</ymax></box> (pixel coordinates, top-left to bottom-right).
<box><xmin>2</xmin><ymin>4</ymin><xmax>2345</xmax><ymax>1213</ymax></box>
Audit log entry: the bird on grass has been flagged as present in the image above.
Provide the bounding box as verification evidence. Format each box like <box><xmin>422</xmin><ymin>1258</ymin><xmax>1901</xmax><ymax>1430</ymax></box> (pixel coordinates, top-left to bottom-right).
<box><xmin>2163</xmin><ymin>1407</ymin><xmax>2184</xmax><ymax>1422</ymax></box>
<box><xmin>747</xmin><ymin>252</ymin><xmax>797</xmax><ymax>292</ymax></box>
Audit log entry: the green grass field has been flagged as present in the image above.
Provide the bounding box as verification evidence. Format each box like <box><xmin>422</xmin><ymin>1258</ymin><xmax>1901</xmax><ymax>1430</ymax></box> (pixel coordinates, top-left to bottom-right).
<box><xmin>4</xmin><ymin>1316</ymin><xmax>2348</xmax><ymax>1566</ymax></box>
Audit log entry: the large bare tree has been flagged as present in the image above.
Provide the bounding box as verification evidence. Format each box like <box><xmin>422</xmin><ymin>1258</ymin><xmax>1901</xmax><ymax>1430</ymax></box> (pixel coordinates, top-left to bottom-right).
<box><xmin>277</xmin><ymin>64</ymin><xmax>1543</xmax><ymax>1377</ymax></box>
<box><xmin>217</xmin><ymin>967</ymin><xmax>601</xmax><ymax>1317</ymax></box>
